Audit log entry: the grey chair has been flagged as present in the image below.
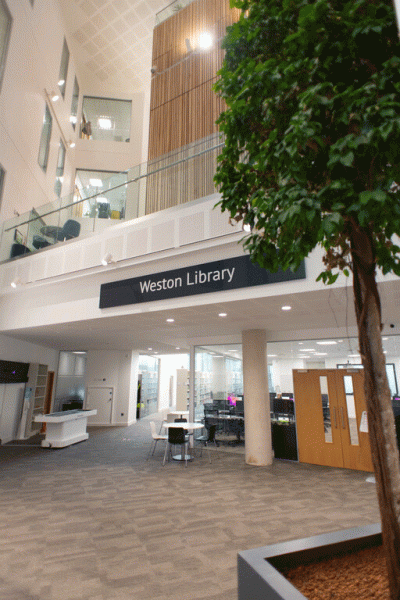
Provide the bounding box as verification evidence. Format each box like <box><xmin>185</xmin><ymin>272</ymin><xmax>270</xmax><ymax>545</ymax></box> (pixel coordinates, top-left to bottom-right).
<box><xmin>56</xmin><ymin>219</ymin><xmax>80</xmax><ymax>241</ymax></box>
<box><xmin>194</xmin><ymin>424</ymin><xmax>218</xmax><ymax>463</ymax></box>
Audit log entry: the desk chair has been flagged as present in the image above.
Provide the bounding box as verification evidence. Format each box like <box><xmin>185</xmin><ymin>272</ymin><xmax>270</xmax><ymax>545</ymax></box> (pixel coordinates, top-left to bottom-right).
<box><xmin>57</xmin><ymin>219</ymin><xmax>80</xmax><ymax>241</ymax></box>
<box><xmin>194</xmin><ymin>424</ymin><xmax>217</xmax><ymax>463</ymax></box>
<box><xmin>163</xmin><ymin>427</ymin><xmax>189</xmax><ymax>466</ymax></box>
<box><xmin>147</xmin><ymin>421</ymin><xmax>167</xmax><ymax>459</ymax></box>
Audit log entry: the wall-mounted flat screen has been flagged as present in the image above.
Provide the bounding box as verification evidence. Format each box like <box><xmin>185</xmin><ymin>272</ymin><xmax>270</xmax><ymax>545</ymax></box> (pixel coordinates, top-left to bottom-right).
<box><xmin>0</xmin><ymin>360</ymin><xmax>30</xmax><ymax>384</ymax></box>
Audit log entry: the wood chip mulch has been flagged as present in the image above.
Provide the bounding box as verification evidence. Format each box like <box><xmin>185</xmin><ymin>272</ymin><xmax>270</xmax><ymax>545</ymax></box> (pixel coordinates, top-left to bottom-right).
<box><xmin>284</xmin><ymin>545</ymin><xmax>389</xmax><ymax>599</ymax></box>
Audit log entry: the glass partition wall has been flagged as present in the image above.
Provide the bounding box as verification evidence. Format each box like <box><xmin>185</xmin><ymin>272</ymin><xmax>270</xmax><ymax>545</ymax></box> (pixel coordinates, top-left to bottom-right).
<box><xmin>195</xmin><ymin>344</ymin><xmax>244</xmax><ymax>446</ymax></box>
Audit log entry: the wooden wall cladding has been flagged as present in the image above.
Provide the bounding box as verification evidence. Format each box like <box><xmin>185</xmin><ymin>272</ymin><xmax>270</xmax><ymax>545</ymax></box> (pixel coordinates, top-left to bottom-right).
<box><xmin>148</xmin><ymin>0</ymin><xmax>240</xmax><ymax>161</ymax></box>
<box><xmin>145</xmin><ymin>133</ymin><xmax>223</xmax><ymax>214</ymax></box>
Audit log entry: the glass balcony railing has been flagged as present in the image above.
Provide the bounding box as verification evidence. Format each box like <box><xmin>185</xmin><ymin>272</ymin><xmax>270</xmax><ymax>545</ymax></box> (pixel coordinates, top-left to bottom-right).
<box><xmin>155</xmin><ymin>0</ymin><xmax>195</xmax><ymax>25</ymax></box>
<box><xmin>1</xmin><ymin>133</ymin><xmax>224</xmax><ymax>263</ymax></box>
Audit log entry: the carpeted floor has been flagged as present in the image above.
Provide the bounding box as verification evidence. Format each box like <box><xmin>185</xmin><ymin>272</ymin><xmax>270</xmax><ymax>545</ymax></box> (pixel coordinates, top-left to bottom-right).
<box><xmin>0</xmin><ymin>415</ymin><xmax>380</xmax><ymax>600</ymax></box>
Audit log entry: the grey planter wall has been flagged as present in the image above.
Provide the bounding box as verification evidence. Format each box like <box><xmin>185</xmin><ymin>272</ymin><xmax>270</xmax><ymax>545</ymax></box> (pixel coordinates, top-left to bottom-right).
<box><xmin>238</xmin><ymin>523</ymin><xmax>382</xmax><ymax>600</ymax></box>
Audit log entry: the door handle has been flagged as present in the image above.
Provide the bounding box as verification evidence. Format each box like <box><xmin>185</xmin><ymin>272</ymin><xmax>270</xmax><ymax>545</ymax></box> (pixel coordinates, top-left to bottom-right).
<box><xmin>340</xmin><ymin>407</ymin><xmax>346</xmax><ymax>429</ymax></box>
<box><xmin>332</xmin><ymin>407</ymin><xmax>338</xmax><ymax>428</ymax></box>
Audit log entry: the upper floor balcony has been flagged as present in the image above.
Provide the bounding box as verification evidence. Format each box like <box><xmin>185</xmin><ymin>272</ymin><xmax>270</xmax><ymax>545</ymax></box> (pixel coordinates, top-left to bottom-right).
<box><xmin>0</xmin><ymin>133</ymin><xmax>226</xmax><ymax>266</ymax></box>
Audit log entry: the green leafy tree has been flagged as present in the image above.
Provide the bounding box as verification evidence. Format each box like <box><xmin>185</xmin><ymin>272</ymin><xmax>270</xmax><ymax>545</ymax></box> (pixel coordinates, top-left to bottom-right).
<box><xmin>214</xmin><ymin>0</ymin><xmax>400</xmax><ymax>596</ymax></box>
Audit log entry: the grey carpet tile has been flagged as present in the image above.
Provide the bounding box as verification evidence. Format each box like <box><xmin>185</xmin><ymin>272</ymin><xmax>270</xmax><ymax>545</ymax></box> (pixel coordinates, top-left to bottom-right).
<box><xmin>0</xmin><ymin>416</ymin><xmax>380</xmax><ymax>600</ymax></box>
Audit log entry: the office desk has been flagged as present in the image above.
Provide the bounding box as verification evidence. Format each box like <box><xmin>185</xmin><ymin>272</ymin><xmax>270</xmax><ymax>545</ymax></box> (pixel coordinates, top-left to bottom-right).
<box><xmin>34</xmin><ymin>409</ymin><xmax>97</xmax><ymax>448</ymax></box>
<box><xmin>205</xmin><ymin>415</ymin><xmax>245</xmax><ymax>443</ymax></box>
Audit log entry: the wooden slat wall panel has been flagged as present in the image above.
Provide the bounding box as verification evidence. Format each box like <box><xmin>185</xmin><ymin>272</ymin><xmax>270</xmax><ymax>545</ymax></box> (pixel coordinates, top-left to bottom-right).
<box><xmin>147</xmin><ymin>0</ymin><xmax>238</xmax><ymax>213</ymax></box>
<box><xmin>145</xmin><ymin>134</ymin><xmax>223</xmax><ymax>214</ymax></box>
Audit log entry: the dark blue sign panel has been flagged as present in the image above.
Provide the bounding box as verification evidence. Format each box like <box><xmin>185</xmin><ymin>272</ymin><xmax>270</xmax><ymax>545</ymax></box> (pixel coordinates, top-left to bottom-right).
<box><xmin>99</xmin><ymin>255</ymin><xmax>306</xmax><ymax>309</ymax></box>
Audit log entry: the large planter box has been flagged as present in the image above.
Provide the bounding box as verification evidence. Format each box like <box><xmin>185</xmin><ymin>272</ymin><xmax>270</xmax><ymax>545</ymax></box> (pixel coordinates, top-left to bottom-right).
<box><xmin>238</xmin><ymin>523</ymin><xmax>382</xmax><ymax>600</ymax></box>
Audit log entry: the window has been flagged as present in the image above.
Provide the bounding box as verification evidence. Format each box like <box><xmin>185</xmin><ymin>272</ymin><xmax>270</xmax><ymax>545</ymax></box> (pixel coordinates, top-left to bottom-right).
<box><xmin>0</xmin><ymin>0</ymin><xmax>12</xmax><ymax>93</ymax></box>
<box><xmin>54</xmin><ymin>139</ymin><xmax>66</xmax><ymax>197</ymax></box>
<box><xmin>70</xmin><ymin>77</ymin><xmax>79</xmax><ymax>129</ymax></box>
<box><xmin>75</xmin><ymin>169</ymin><xmax>127</xmax><ymax>220</ymax></box>
<box><xmin>58</xmin><ymin>38</ymin><xmax>69</xmax><ymax>99</ymax></box>
<box><xmin>81</xmin><ymin>96</ymin><xmax>131</xmax><ymax>142</ymax></box>
<box><xmin>0</xmin><ymin>163</ymin><xmax>5</xmax><ymax>210</ymax></box>
<box><xmin>38</xmin><ymin>104</ymin><xmax>52</xmax><ymax>172</ymax></box>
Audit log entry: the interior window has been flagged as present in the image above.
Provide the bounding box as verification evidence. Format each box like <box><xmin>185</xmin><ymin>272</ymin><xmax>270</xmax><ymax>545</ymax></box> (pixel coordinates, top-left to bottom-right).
<box><xmin>0</xmin><ymin>0</ymin><xmax>12</xmax><ymax>93</ymax></box>
<box><xmin>80</xmin><ymin>96</ymin><xmax>132</xmax><ymax>142</ymax></box>
<box><xmin>58</xmin><ymin>38</ymin><xmax>69</xmax><ymax>99</ymax></box>
<box><xmin>54</xmin><ymin>139</ymin><xmax>66</xmax><ymax>197</ymax></box>
<box><xmin>70</xmin><ymin>77</ymin><xmax>79</xmax><ymax>130</ymax></box>
<box><xmin>38</xmin><ymin>104</ymin><xmax>52</xmax><ymax>172</ymax></box>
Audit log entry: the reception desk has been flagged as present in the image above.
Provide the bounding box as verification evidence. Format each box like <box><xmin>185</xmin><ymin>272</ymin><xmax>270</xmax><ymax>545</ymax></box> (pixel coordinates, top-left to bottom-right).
<box><xmin>34</xmin><ymin>409</ymin><xmax>97</xmax><ymax>448</ymax></box>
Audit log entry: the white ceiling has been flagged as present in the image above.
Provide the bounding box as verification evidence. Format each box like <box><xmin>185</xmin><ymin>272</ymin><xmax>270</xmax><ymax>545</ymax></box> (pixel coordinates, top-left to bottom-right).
<box><xmin>57</xmin><ymin>0</ymin><xmax>171</xmax><ymax>95</ymax></box>
<box><xmin>4</xmin><ymin>280</ymin><xmax>400</xmax><ymax>359</ymax></box>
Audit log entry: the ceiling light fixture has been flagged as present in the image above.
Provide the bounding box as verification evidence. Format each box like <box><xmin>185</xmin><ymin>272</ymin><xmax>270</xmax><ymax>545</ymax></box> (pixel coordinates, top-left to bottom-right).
<box><xmin>317</xmin><ymin>340</ymin><xmax>337</xmax><ymax>345</ymax></box>
<box><xmin>51</xmin><ymin>91</ymin><xmax>59</xmax><ymax>101</ymax></box>
<box><xmin>89</xmin><ymin>178</ymin><xmax>103</xmax><ymax>187</ymax></box>
<box><xmin>10</xmin><ymin>277</ymin><xmax>22</xmax><ymax>288</ymax></box>
<box><xmin>58</xmin><ymin>79</ymin><xmax>65</xmax><ymax>86</ymax></box>
<box><xmin>198</xmin><ymin>32</ymin><xmax>213</xmax><ymax>50</ymax></box>
<box><xmin>68</xmin><ymin>140</ymin><xmax>76</xmax><ymax>148</ymax></box>
<box><xmin>218</xmin><ymin>312</ymin><xmax>227</xmax><ymax>317</ymax></box>
<box><xmin>98</xmin><ymin>117</ymin><xmax>113</xmax><ymax>130</ymax></box>
<box><xmin>101</xmin><ymin>253</ymin><xmax>115</xmax><ymax>266</ymax></box>
<box><xmin>166</xmin><ymin>318</ymin><xmax>175</xmax><ymax>323</ymax></box>
<box><xmin>281</xmin><ymin>305</ymin><xmax>291</xmax><ymax>311</ymax></box>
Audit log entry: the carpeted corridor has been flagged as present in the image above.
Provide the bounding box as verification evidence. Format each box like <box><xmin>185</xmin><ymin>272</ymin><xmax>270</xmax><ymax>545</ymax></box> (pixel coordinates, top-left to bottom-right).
<box><xmin>0</xmin><ymin>416</ymin><xmax>380</xmax><ymax>600</ymax></box>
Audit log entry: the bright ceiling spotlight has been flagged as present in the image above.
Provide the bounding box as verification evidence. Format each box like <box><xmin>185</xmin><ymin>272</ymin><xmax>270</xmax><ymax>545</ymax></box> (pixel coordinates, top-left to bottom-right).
<box><xmin>218</xmin><ymin>312</ymin><xmax>227</xmax><ymax>317</ymax></box>
<box><xmin>281</xmin><ymin>305</ymin><xmax>291</xmax><ymax>311</ymax></box>
<box><xmin>51</xmin><ymin>91</ymin><xmax>59</xmax><ymax>101</ymax></box>
<box><xmin>68</xmin><ymin>140</ymin><xmax>76</xmax><ymax>148</ymax></box>
<box><xmin>101</xmin><ymin>253</ymin><xmax>115</xmax><ymax>266</ymax></box>
<box><xmin>166</xmin><ymin>318</ymin><xmax>175</xmax><ymax>323</ymax></box>
<box><xmin>198</xmin><ymin>32</ymin><xmax>213</xmax><ymax>50</ymax></box>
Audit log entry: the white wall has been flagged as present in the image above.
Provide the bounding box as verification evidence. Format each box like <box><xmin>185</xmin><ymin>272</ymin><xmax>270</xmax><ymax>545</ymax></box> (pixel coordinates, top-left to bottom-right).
<box><xmin>0</xmin><ymin>333</ymin><xmax>58</xmax><ymax>443</ymax></box>
<box><xmin>85</xmin><ymin>350</ymin><xmax>138</xmax><ymax>426</ymax></box>
<box><xmin>0</xmin><ymin>0</ymin><xmax>145</xmax><ymax>225</ymax></box>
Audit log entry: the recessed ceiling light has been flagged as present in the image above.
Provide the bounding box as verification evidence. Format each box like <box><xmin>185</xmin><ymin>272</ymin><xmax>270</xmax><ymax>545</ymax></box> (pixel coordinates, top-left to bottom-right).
<box><xmin>98</xmin><ymin>117</ymin><xmax>113</xmax><ymax>129</ymax></box>
<box><xmin>298</xmin><ymin>355</ymin><xmax>310</xmax><ymax>359</ymax></box>
<box><xmin>58</xmin><ymin>79</ymin><xmax>65</xmax><ymax>86</ymax></box>
<box><xmin>51</xmin><ymin>92</ymin><xmax>59</xmax><ymax>101</ymax></box>
<box><xmin>176</xmin><ymin>347</ymin><xmax>180</xmax><ymax>350</ymax></box>
<box><xmin>298</xmin><ymin>342</ymin><xmax>303</xmax><ymax>345</ymax></box>
<box><xmin>317</xmin><ymin>341</ymin><xmax>337</xmax><ymax>345</ymax></box>
<box><xmin>383</xmin><ymin>337</ymin><xmax>388</xmax><ymax>341</ymax></box>
<box><xmin>303</xmin><ymin>348</ymin><xmax>316</xmax><ymax>352</ymax></box>
<box><xmin>267</xmin><ymin>354</ymin><xmax>277</xmax><ymax>357</ymax></box>
<box><xmin>218</xmin><ymin>313</ymin><xmax>227</xmax><ymax>317</ymax></box>
<box><xmin>281</xmin><ymin>306</ymin><xmax>291</xmax><ymax>311</ymax></box>
<box><xmin>89</xmin><ymin>178</ymin><xmax>103</xmax><ymax>187</ymax></box>
<box><xmin>315</xmin><ymin>352</ymin><xmax>327</xmax><ymax>356</ymax></box>
<box><xmin>166</xmin><ymin>318</ymin><xmax>175</xmax><ymax>323</ymax></box>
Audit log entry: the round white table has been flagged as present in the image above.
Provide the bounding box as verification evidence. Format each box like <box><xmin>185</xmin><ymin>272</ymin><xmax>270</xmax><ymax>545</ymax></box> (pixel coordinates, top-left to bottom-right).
<box><xmin>163</xmin><ymin>422</ymin><xmax>204</xmax><ymax>461</ymax></box>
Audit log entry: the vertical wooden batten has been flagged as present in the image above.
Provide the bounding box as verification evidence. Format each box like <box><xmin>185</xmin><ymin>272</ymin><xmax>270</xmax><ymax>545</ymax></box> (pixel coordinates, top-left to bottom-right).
<box><xmin>146</xmin><ymin>0</ymin><xmax>240</xmax><ymax>214</ymax></box>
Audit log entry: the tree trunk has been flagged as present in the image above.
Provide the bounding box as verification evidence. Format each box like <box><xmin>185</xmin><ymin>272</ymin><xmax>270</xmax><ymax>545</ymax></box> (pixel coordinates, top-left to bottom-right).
<box><xmin>351</xmin><ymin>223</ymin><xmax>400</xmax><ymax>600</ymax></box>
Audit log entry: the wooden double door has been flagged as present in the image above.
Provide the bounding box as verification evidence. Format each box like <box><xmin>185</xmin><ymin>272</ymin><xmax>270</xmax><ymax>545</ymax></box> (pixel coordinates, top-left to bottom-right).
<box><xmin>293</xmin><ymin>369</ymin><xmax>373</xmax><ymax>472</ymax></box>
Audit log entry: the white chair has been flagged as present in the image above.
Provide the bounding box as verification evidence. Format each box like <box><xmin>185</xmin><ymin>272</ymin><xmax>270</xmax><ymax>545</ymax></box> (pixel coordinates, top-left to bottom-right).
<box><xmin>147</xmin><ymin>421</ymin><xmax>168</xmax><ymax>459</ymax></box>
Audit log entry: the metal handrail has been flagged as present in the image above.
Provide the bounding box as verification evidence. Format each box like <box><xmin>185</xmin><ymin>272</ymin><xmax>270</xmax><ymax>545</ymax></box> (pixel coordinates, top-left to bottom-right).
<box><xmin>4</xmin><ymin>140</ymin><xmax>224</xmax><ymax>232</ymax></box>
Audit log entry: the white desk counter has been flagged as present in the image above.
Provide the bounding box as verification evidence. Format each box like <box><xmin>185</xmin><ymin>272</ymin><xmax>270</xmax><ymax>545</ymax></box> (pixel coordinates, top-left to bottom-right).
<box><xmin>34</xmin><ymin>409</ymin><xmax>97</xmax><ymax>448</ymax></box>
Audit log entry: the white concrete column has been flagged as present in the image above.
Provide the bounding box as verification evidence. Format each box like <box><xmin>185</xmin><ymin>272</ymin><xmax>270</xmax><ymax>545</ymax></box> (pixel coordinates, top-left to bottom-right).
<box><xmin>242</xmin><ymin>329</ymin><xmax>273</xmax><ymax>466</ymax></box>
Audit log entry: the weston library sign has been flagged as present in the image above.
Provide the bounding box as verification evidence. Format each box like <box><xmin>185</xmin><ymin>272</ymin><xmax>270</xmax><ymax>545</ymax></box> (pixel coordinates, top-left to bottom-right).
<box><xmin>99</xmin><ymin>255</ymin><xmax>306</xmax><ymax>309</ymax></box>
